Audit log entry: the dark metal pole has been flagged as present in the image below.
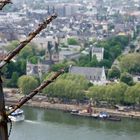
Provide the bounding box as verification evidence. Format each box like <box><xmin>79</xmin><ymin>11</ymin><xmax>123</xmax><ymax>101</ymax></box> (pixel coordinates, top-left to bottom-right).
<box><xmin>0</xmin><ymin>73</ymin><xmax>8</xmax><ymax>140</ymax></box>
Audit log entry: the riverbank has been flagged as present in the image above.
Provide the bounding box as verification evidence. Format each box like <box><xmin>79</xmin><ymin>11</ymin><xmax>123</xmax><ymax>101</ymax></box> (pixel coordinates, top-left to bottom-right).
<box><xmin>4</xmin><ymin>88</ymin><xmax>140</xmax><ymax>119</ymax></box>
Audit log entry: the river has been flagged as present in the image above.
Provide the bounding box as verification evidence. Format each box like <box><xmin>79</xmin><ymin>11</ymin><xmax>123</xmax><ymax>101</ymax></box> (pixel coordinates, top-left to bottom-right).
<box><xmin>9</xmin><ymin>107</ymin><xmax>140</xmax><ymax>140</ymax></box>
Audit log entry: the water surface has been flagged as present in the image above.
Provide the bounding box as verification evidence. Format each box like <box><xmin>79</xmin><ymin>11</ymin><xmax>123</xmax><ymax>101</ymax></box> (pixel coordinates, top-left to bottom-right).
<box><xmin>9</xmin><ymin>107</ymin><xmax>140</xmax><ymax>140</ymax></box>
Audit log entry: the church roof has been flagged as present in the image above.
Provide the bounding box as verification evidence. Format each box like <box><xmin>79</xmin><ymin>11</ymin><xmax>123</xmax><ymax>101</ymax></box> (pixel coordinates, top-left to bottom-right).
<box><xmin>69</xmin><ymin>66</ymin><xmax>104</xmax><ymax>81</ymax></box>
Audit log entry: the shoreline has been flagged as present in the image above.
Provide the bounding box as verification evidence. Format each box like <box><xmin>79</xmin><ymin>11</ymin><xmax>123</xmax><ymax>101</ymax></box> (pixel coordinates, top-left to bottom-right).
<box><xmin>5</xmin><ymin>97</ymin><xmax>140</xmax><ymax>120</ymax></box>
<box><xmin>4</xmin><ymin>88</ymin><xmax>140</xmax><ymax>120</ymax></box>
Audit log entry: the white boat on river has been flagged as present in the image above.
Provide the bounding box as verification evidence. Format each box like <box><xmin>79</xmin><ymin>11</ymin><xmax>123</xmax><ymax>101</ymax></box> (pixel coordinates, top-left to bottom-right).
<box><xmin>9</xmin><ymin>109</ymin><xmax>25</xmax><ymax>122</ymax></box>
<box><xmin>6</xmin><ymin>106</ymin><xmax>25</xmax><ymax>122</ymax></box>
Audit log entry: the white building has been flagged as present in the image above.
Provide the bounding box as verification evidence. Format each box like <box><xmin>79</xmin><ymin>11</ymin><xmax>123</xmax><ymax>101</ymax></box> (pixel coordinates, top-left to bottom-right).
<box><xmin>92</xmin><ymin>47</ymin><xmax>104</xmax><ymax>61</ymax></box>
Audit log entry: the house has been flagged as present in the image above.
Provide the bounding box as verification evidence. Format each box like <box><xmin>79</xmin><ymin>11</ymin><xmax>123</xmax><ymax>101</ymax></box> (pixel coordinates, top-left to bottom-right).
<box><xmin>91</xmin><ymin>46</ymin><xmax>104</xmax><ymax>61</ymax></box>
<box><xmin>69</xmin><ymin>66</ymin><xmax>106</xmax><ymax>85</ymax></box>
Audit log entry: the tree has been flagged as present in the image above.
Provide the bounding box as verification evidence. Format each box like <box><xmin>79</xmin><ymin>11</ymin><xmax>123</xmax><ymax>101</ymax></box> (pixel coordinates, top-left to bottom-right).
<box><xmin>5</xmin><ymin>40</ymin><xmax>19</xmax><ymax>51</ymax></box>
<box><xmin>75</xmin><ymin>35</ymin><xmax>129</xmax><ymax>68</ymax></box>
<box><xmin>87</xmin><ymin>82</ymin><xmax>128</xmax><ymax>105</ymax></box>
<box><xmin>4</xmin><ymin>60</ymin><xmax>26</xmax><ymax>79</ymax></box>
<box><xmin>87</xmin><ymin>85</ymin><xmax>106</xmax><ymax>103</ymax></box>
<box><xmin>124</xmin><ymin>83</ymin><xmax>140</xmax><ymax>105</ymax></box>
<box><xmin>43</xmin><ymin>73</ymin><xmax>89</xmax><ymax>100</ymax></box>
<box><xmin>119</xmin><ymin>53</ymin><xmax>140</xmax><ymax>74</ymax></box>
<box><xmin>5</xmin><ymin>41</ymin><xmax>40</xmax><ymax>61</ymax></box>
<box><xmin>67</xmin><ymin>38</ymin><xmax>79</xmax><ymax>45</ymax></box>
<box><xmin>15</xmin><ymin>60</ymin><xmax>26</xmax><ymax>76</ymax></box>
<box><xmin>88</xmin><ymin>55</ymin><xmax>98</xmax><ymax>67</ymax></box>
<box><xmin>96</xmin><ymin>35</ymin><xmax>129</xmax><ymax>68</ymax></box>
<box><xmin>105</xmin><ymin>83</ymin><xmax>128</xmax><ymax>104</ymax></box>
<box><xmin>28</xmin><ymin>56</ymin><xmax>38</xmax><ymax>64</ymax></box>
<box><xmin>108</xmin><ymin>66</ymin><xmax>121</xmax><ymax>79</ymax></box>
<box><xmin>110</xmin><ymin>44</ymin><xmax>122</xmax><ymax>59</ymax></box>
<box><xmin>18</xmin><ymin>75</ymin><xmax>39</xmax><ymax>95</ymax></box>
<box><xmin>77</xmin><ymin>54</ymin><xmax>90</xmax><ymax>66</ymax></box>
<box><xmin>18</xmin><ymin>45</ymin><xmax>34</xmax><ymax>60</ymax></box>
<box><xmin>98</xmin><ymin>59</ymin><xmax>112</xmax><ymax>68</ymax></box>
<box><xmin>115</xmin><ymin>35</ymin><xmax>129</xmax><ymax>47</ymax></box>
<box><xmin>51</xmin><ymin>63</ymin><xmax>68</xmax><ymax>72</ymax></box>
<box><xmin>120</xmin><ymin>72</ymin><xmax>134</xmax><ymax>86</ymax></box>
<box><xmin>77</xmin><ymin>54</ymin><xmax>99</xmax><ymax>67</ymax></box>
<box><xmin>8</xmin><ymin>72</ymin><xmax>19</xmax><ymax>87</ymax></box>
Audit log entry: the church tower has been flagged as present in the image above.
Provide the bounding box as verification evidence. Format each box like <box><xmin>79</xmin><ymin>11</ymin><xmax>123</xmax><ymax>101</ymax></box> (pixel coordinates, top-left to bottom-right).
<box><xmin>46</xmin><ymin>41</ymin><xmax>53</xmax><ymax>61</ymax></box>
<box><xmin>45</xmin><ymin>36</ymin><xmax>59</xmax><ymax>63</ymax></box>
<box><xmin>52</xmin><ymin>41</ymin><xmax>59</xmax><ymax>63</ymax></box>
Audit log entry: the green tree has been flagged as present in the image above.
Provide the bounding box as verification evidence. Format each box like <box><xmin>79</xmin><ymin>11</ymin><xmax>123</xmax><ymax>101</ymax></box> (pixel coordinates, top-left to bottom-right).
<box><xmin>4</xmin><ymin>61</ymin><xmax>26</xmax><ymax>79</ymax></box>
<box><xmin>108</xmin><ymin>66</ymin><xmax>121</xmax><ymax>79</ymax></box>
<box><xmin>18</xmin><ymin>75</ymin><xmax>39</xmax><ymax>95</ymax></box>
<box><xmin>67</xmin><ymin>38</ymin><xmax>79</xmax><ymax>45</ymax></box>
<box><xmin>28</xmin><ymin>56</ymin><xmax>38</xmax><ymax>64</ymax></box>
<box><xmin>115</xmin><ymin>35</ymin><xmax>129</xmax><ymax>47</ymax></box>
<box><xmin>8</xmin><ymin>72</ymin><xmax>19</xmax><ymax>87</ymax></box>
<box><xmin>51</xmin><ymin>63</ymin><xmax>68</xmax><ymax>72</ymax></box>
<box><xmin>87</xmin><ymin>82</ymin><xmax>128</xmax><ymax>105</ymax></box>
<box><xmin>43</xmin><ymin>73</ymin><xmax>89</xmax><ymax>100</ymax></box>
<box><xmin>18</xmin><ymin>45</ymin><xmax>34</xmax><ymax>60</ymax></box>
<box><xmin>5</xmin><ymin>40</ymin><xmax>19</xmax><ymax>51</ymax></box>
<box><xmin>96</xmin><ymin>35</ymin><xmax>129</xmax><ymax>68</ymax></box>
<box><xmin>105</xmin><ymin>83</ymin><xmax>128</xmax><ymax>104</ymax></box>
<box><xmin>76</xmin><ymin>35</ymin><xmax>129</xmax><ymax>68</ymax></box>
<box><xmin>124</xmin><ymin>83</ymin><xmax>140</xmax><ymax>105</ymax></box>
<box><xmin>87</xmin><ymin>85</ymin><xmax>106</xmax><ymax>103</ymax></box>
<box><xmin>98</xmin><ymin>59</ymin><xmax>112</xmax><ymax>68</ymax></box>
<box><xmin>120</xmin><ymin>72</ymin><xmax>134</xmax><ymax>86</ymax></box>
<box><xmin>77</xmin><ymin>55</ymin><xmax>90</xmax><ymax>66</ymax></box>
<box><xmin>119</xmin><ymin>53</ymin><xmax>140</xmax><ymax>74</ymax></box>
<box><xmin>5</xmin><ymin>41</ymin><xmax>40</xmax><ymax>61</ymax></box>
<box><xmin>15</xmin><ymin>60</ymin><xmax>26</xmax><ymax>76</ymax></box>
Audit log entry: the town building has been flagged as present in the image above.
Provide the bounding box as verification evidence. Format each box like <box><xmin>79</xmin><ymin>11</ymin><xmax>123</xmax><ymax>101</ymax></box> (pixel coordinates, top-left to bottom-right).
<box><xmin>69</xmin><ymin>66</ymin><xmax>106</xmax><ymax>85</ymax></box>
<box><xmin>46</xmin><ymin>38</ymin><xmax>59</xmax><ymax>63</ymax></box>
